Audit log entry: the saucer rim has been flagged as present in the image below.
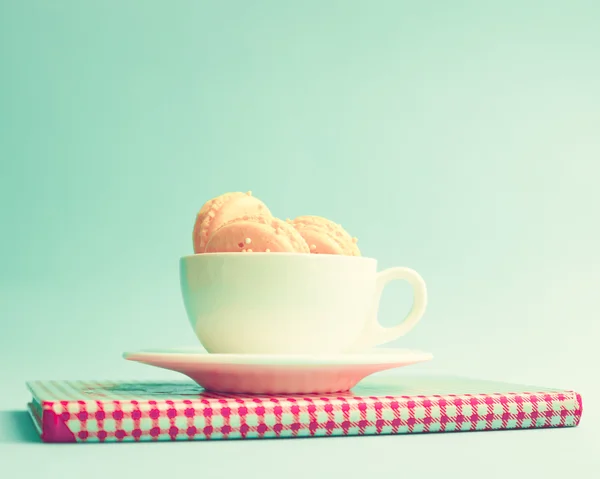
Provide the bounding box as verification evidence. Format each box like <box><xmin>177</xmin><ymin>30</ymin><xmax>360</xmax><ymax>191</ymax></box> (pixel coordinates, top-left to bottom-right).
<box><xmin>123</xmin><ymin>347</ymin><xmax>434</xmax><ymax>366</ymax></box>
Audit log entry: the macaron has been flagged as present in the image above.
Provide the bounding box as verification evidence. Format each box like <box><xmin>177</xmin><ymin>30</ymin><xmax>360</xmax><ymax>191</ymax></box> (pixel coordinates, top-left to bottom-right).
<box><xmin>193</xmin><ymin>191</ymin><xmax>271</xmax><ymax>253</ymax></box>
<box><xmin>205</xmin><ymin>215</ymin><xmax>310</xmax><ymax>253</ymax></box>
<box><xmin>290</xmin><ymin>215</ymin><xmax>360</xmax><ymax>256</ymax></box>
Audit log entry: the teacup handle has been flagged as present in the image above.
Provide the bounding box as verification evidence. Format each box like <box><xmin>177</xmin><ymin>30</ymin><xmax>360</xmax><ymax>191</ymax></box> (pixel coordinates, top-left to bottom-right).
<box><xmin>351</xmin><ymin>267</ymin><xmax>427</xmax><ymax>350</ymax></box>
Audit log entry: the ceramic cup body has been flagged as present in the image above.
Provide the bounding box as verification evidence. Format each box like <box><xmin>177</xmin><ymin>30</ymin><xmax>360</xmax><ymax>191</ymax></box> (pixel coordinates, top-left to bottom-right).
<box><xmin>180</xmin><ymin>253</ymin><xmax>427</xmax><ymax>355</ymax></box>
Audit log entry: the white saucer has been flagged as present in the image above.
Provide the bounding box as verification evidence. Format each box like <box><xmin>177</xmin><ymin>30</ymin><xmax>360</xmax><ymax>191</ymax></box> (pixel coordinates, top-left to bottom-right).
<box><xmin>123</xmin><ymin>348</ymin><xmax>433</xmax><ymax>394</ymax></box>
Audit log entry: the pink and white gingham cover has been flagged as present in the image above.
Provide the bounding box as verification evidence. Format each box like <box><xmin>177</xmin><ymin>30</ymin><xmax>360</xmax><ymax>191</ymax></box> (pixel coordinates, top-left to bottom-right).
<box><xmin>26</xmin><ymin>377</ymin><xmax>583</xmax><ymax>443</ymax></box>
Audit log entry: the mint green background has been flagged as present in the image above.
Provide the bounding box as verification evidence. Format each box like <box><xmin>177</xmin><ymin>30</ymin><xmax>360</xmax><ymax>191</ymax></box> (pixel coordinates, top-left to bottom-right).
<box><xmin>0</xmin><ymin>0</ymin><xmax>598</xmax><ymax>476</ymax></box>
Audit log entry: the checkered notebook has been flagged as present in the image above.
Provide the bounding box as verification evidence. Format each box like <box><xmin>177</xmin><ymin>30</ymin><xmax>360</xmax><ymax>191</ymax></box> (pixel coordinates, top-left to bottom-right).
<box><xmin>26</xmin><ymin>376</ymin><xmax>583</xmax><ymax>443</ymax></box>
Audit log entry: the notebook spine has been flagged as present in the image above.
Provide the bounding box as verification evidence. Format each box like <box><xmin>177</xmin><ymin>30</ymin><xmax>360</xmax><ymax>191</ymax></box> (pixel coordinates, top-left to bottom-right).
<box><xmin>32</xmin><ymin>390</ymin><xmax>583</xmax><ymax>443</ymax></box>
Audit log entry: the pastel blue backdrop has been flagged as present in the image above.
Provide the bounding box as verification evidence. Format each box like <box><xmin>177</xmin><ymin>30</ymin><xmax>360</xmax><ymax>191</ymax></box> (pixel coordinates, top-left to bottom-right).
<box><xmin>1</xmin><ymin>1</ymin><xmax>598</xmax><ymax>477</ymax></box>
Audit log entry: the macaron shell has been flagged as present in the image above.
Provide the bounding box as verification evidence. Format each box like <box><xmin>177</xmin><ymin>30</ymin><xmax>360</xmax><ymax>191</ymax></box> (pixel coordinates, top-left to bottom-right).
<box><xmin>193</xmin><ymin>192</ymin><xmax>243</xmax><ymax>253</ymax></box>
<box><xmin>292</xmin><ymin>216</ymin><xmax>360</xmax><ymax>256</ymax></box>
<box><xmin>193</xmin><ymin>192</ymin><xmax>271</xmax><ymax>253</ymax></box>
<box><xmin>205</xmin><ymin>215</ymin><xmax>309</xmax><ymax>253</ymax></box>
<box><xmin>269</xmin><ymin>217</ymin><xmax>310</xmax><ymax>253</ymax></box>
<box><xmin>292</xmin><ymin>225</ymin><xmax>346</xmax><ymax>255</ymax></box>
<box><xmin>211</xmin><ymin>195</ymin><xmax>271</xmax><ymax>235</ymax></box>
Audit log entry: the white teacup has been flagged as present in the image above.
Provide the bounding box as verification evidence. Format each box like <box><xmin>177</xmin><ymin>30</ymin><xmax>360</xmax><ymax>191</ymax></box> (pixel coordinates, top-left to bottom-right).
<box><xmin>180</xmin><ymin>253</ymin><xmax>427</xmax><ymax>355</ymax></box>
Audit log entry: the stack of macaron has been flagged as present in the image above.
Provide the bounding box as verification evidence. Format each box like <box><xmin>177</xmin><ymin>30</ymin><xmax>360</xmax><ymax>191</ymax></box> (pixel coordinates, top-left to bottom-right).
<box><xmin>192</xmin><ymin>191</ymin><xmax>360</xmax><ymax>256</ymax></box>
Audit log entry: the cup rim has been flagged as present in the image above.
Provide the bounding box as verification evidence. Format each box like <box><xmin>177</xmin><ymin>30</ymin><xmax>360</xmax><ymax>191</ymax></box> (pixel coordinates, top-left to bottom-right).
<box><xmin>180</xmin><ymin>252</ymin><xmax>376</xmax><ymax>262</ymax></box>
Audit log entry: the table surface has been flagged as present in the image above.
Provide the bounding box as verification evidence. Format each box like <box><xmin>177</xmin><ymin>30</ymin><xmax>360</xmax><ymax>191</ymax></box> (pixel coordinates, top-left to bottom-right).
<box><xmin>2</xmin><ymin>381</ymin><xmax>598</xmax><ymax>479</ymax></box>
